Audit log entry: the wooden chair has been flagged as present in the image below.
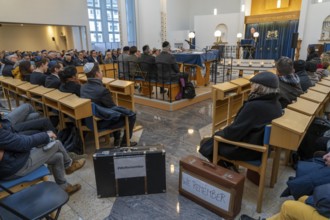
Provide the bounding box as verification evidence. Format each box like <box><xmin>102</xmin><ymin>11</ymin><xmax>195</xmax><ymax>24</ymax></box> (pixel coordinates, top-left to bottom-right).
<box><xmin>104</xmin><ymin>63</ymin><xmax>118</xmax><ymax>78</ymax></box>
<box><xmin>84</xmin><ymin>102</ymin><xmax>130</xmax><ymax>149</ymax></box>
<box><xmin>213</xmin><ymin>125</ymin><xmax>275</xmax><ymax>213</ymax></box>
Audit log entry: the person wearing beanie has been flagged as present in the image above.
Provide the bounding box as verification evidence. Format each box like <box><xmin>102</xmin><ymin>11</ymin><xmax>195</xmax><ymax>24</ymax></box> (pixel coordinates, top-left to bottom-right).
<box><xmin>294</xmin><ymin>59</ymin><xmax>312</xmax><ymax>92</ymax></box>
<box><xmin>80</xmin><ymin>62</ymin><xmax>137</xmax><ymax>147</ymax></box>
<box><xmin>199</xmin><ymin>71</ymin><xmax>282</xmax><ymax>164</ymax></box>
<box><xmin>276</xmin><ymin>57</ymin><xmax>303</xmax><ymax>108</ymax></box>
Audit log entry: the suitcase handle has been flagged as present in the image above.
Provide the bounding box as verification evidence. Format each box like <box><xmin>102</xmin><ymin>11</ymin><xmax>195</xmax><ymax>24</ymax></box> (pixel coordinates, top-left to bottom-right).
<box><xmin>201</xmin><ymin>160</ymin><xmax>216</xmax><ymax>169</ymax></box>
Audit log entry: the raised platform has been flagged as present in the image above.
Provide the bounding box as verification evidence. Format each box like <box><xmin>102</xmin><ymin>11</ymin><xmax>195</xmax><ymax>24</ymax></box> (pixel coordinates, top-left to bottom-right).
<box><xmin>134</xmin><ymin>84</ymin><xmax>212</xmax><ymax>111</ymax></box>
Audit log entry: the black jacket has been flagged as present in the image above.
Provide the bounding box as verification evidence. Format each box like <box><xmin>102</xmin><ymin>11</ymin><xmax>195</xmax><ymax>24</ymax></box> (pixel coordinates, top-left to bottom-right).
<box><xmin>278</xmin><ymin>80</ymin><xmax>303</xmax><ymax>108</ymax></box>
<box><xmin>216</xmin><ymin>93</ymin><xmax>283</xmax><ymax>161</ymax></box>
<box><xmin>296</xmin><ymin>70</ymin><xmax>312</xmax><ymax>92</ymax></box>
<box><xmin>80</xmin><ymin>78</ymin><xmax>116</xmax><ymax>108</ymax></box>
<box><xmin>30</xmin><ymin>72</ymin><xmax>46</xmax><ymax>86</ymax></box>
<box><xmin>138</xmin><ymin>54</ymin><xmax>157</xmax><ymax>80</ymax></box>
<box><xmin>2</xmin><ymin>59</ymin><xmax>15</xmax><ymax>77</ymax></box>
<box><xmin>45</xmin><ymin>74</ymin><xmax>61</xmax><ymax>89</ymax></box>
<box><xmin>0</xmin><ymin>123</ymin><xmax>49</xmax><ymax>179</ymax></box>
<box><xmin>59</xmin><ymin>81</ymin><xmax>81</xmax><ymax>96</ymax></box>
<box><xmin>155</xmin><ymin>51</ymin><xmax>180</xmax><ymax>82</ymax></box>
<box><xmin>74</xmin><ymin>58</ymin><xmax>87</xmax><ymax>66</ymax></box>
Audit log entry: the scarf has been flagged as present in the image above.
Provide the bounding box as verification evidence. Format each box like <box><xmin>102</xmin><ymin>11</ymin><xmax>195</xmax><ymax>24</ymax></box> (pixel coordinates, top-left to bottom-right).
<box><xmin>279</xmin><ymin>73</ymin><xmax>301</xmax><ymax>88</ymax></box>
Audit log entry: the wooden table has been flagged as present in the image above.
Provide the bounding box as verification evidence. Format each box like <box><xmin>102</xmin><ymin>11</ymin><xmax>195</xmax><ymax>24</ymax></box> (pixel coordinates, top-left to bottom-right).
<box><xmin>4</xmin><ymin>78</ymin><xmax>27</xmax><ymax>107</ymax></box>
<box><xmin>0</xmin><ymin>77</ymin><xmax>18</xmax><ymax>110</ymax></box>
<box><xmin>317</xmin><ymin>80</ymin><xmax>330</xmax><ymax>87</ymax></box>
<box><xmin>27</xmin><ymin>86</ymin><xmax>55</xmax><ymax>115</ymax></box>
<box><xmin>16</xmin><ymin>83</ymin><xmax>38</xmax><ymax>100</ymax></box>
<box><xmin>212</xmin><ymin>82</ymin><xmax>239</xmax><ymax>133</ymax></box>
<box><xmin>58</xmin><ymin>95</ymin><xmax>92</xmax><ymax>152</ymax></box>
<box><xmin>270</xmin><ymin>108</ymin><xmax>312</xmax><ymax>186</ymax></box>
<box><xmin>287</xmin><ymin>97</ymin><xmax>320</xmax><ymax>116</ymax></box>
<box><xmin>309</xmin><ymin>84</ymin><xmax>330</xmax><ymax>94</ymax></box>
<box><xmin>43</xmin><ymin>90</ymin><xmax>73</xmax><ymax>128</ymax></box>
<box><xmin>108</xmin><ymin>80</ymin><xmax>135</xmax><ymax>111</ymax></box>
<box><xmin>300</xmin><ymin>90</ymin><xmax>327</xmax><ymax>103</ymax></box>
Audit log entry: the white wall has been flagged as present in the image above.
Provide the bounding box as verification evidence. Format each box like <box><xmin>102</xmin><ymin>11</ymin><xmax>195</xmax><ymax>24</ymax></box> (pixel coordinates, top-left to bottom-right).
<box><xmin>0</xmin><ymin>25</ymin><xmax>75</xmax><ymax>51</ymax></box>
<box><xmin>194</xmin><ymin>13</ymin><xmax>241</xmax><ymax>49</ymax></box>
<box><xmin>136</xmin><ymin>0</ymin><xmax>162</xmax><ymax>49</ymax></box>
<box><xmin>298</xmin><ymin>1</ymin><xmax>330</xmax><ymax>59</ymax></box>
<box><xmin>0</xmin><ymin>0</ymin><xmax>88</xmax><ymax>26</ymax></box>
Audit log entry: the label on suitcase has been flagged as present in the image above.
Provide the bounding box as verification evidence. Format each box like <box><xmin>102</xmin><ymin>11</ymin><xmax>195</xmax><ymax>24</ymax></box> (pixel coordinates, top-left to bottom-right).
<box><xmin>93</xmin><ymin>146</ymin><xmax>166</xmax><ymax>197</ymax></box>
<box><xmin>179</xmin><ymin>155</ymin><xmax>245</xmax><ymax>219</ymax></box>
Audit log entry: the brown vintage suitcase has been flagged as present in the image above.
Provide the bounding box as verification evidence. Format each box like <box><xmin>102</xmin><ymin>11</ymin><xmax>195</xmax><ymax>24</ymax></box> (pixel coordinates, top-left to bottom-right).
<box><xmin>179</xmin><ymin>155</ymin><xmax>245</xmax><ymax>220</ymax></box>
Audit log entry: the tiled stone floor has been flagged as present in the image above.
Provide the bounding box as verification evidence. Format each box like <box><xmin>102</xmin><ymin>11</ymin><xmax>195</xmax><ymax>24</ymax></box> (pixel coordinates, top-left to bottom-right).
<box><xmin>0</xmin><ymin>81</ymin><xmax>295</xmax><ymax>220</ymax></box>
<box><xmin>52</xmin><ymin>99</ymin><xmax>295</xmax><ymax>220</ymax></box>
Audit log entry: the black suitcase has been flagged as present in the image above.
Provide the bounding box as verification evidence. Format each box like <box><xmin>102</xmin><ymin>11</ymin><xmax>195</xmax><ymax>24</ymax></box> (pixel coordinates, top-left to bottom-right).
<box><xmin>93</xmin><ymin>146</ymin><xmax>166</xmax><ymax>197</ymax></box>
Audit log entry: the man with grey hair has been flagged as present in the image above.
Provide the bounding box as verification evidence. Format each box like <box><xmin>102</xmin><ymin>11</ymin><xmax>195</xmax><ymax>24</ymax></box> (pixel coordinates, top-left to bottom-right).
<box><xmin>276</xmin><ymin>56</ymin><xmax>303</xmax><ymax>108</ymax></box>
<box><xmin>2</xmin><ymin>53</ymin><xmax>18</xmax><ymax>77</ymax></box>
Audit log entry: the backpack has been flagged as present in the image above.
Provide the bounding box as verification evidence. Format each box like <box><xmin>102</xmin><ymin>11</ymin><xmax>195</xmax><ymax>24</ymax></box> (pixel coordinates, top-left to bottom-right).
<box><xmin>57</xmin><ymin>124</ymin><xmax>83</xmax><ymax>154</ymax></box>
<box><xmin>183</xmin><ymin>82</ymin><xmax>196</xmax><ymax>99</ymax></box>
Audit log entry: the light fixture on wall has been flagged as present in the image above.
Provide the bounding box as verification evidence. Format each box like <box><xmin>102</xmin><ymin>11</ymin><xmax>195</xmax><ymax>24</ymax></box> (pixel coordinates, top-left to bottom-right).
<box><xmin>277</xmin><ymin>0</ymin><xmax>281</xmax><ymax>8</ymax></box>
<box><xmin>237</xmin><ymin>33</ymin><xmax>243</xmax><ymax>42</ymax></box>
<box><xmin>214</xmin><ymin>30</ymin><xmax>222</xmax><ymax>45</ymax></box>
<box><xmin>214</xmin><ymin>8</ymin><xmax>217</xmax><ymax>15</ymax></box>
<box><xmin>318</xmin><ymin>0</ymin><xmax>323</xmax><ymax>2</ymax></box>
<box><xmin>241</xmin><ymin>4</ymin><xmax>245</xmax><ymax>12</ymax></box>
<box><xmin>188</xmin><ymin>31</ymin><xmax>195</xmax><ymax>45</ymax></box>
<box><xmin>253</xmin><ymin>32</ymin><xmax>260</xmax><ymax>42</ymax></box>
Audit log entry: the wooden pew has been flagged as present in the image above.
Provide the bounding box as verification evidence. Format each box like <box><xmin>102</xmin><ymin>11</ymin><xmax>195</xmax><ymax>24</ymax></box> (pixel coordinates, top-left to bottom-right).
<box><xmin>300</xmin><ymin>90</ymin><xmax>327</xmax><ymax>116</ymax></box>
<box><xmin>104</xmin><ymin>63</ymin><xmax>118</xmax><ymax>78</ymax></box>
<box><xmin>43</xmin><ymin>90</ymin><xmax>73</xmax><ymax>129</ymax></box>
<box><xmin>16</xmin><ymin>83</ymin><xmax>38</xmax><ymax>103</ymax></box>
<box><xmin>108</xmin><ymin>80</ymin><xmax>135</xmax><ymax>111</ymax></box>
<box><xmin>287</xmin><ymin>97</ymin><xmax>320</xmax><ymax>117</ymax></box>
<box><xmin>78</xmin><ymin>75</ymin><xmax>116</xmax><ymax>89</ymax></box>
<box><xmin>269</xmin><ymin>109</ymin><xmax>313</xmax><ymax>186</ymax></box>
<box><xmin>27</xmin><ymin>86</ymin><xmax>55</xmax><ymax>116</ymax></box>
<box><xmin>212</xmin><ymin>82</ymin><xmax>239</xmax><ymax>133</ymax></box>
<box><xmin>58</xmin><ymin>95</ymin><xmax>92</xmax><ymax>152</ymax></box>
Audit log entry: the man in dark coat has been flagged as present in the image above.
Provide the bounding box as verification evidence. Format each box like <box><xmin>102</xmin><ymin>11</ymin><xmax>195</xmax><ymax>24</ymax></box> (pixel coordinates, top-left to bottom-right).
<box><xmin>276</xmin><ymin>57</ymin><xmax>303</xmax><ymax>108</ymax></box>
<box><xmin>80</xmin><ymin>63</ymin><xmax>137</xmax><ymax>147</ymax></box>
<box><xmin>155</xmin><ymin>41</ymin><xmax>180</xmax><ymax>83</ymax></box>
<box><xmin>138</xmin><ymin>45</ymin><xmax>157</xmax><ymax>80</ymax></box>
<box><xmin>2</xmin><ymin>53</ymin><xmax>18</xmax><ymax>77</ymax></box>
<box><xmin>30</xmin><ymin>57</ymin><xmax>49</xmax><ymax>86</ymax></box>
<box><xmin>294</xmin><ymin>60</ymin><xmax>312</xmax><ymax>92</ymax></box>
<box><xmin>45</xmin><ymin>61</ymin><xmax>63</xmax><ymax>89</ymax></box>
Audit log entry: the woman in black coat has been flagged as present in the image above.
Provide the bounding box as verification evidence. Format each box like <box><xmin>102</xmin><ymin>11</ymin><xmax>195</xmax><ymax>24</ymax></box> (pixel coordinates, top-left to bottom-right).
<box><xmin>201</xmin><ymin>72</ymin><xmax>283</xmax><ymax>161</ymax></box>
<box><xmin>59</xmin><ymin>66</ymin><xmax>81</xmax><ymax>96</ymax></box>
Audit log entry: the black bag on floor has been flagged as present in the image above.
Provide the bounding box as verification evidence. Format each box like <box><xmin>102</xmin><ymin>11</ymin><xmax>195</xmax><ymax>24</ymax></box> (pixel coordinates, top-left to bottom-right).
<box><xmin>57</xmin><ymin>124</ymin><xmax>83</xmax><ymax>154</ymax></box>
<box><xmin>183</xmin><ymin>82</ymin><xmax>196</xmax><ymax>99</ymax></box>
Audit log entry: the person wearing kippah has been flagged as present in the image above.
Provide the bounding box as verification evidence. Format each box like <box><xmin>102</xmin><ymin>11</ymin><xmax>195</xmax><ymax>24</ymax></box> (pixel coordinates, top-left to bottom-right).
<box><xmin>200</xmin><ymin>71</ymin><xmax>282</xmax><ymax>166</ymax></box>
<box><xmin>80</xmin><ymin>62</ymin><xmax>137</xmax><ymax>147</ymax></box>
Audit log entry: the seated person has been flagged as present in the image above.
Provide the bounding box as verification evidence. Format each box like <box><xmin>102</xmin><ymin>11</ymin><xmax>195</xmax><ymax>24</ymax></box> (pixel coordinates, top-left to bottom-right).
<box><xmin>138</xmin><ymin>45</ymin><xmax>157</xmax><ymax>81</ymax></box>
<box><xmin>199</xmin><ymin>72</ymin><xmax>282</xmax><ymax>162</ymax></box>
<box><xmin>155</xmin><ymin>41</ymin><xmax>180</xmax><ymax>83</ymax></box>
<box><xmin>294</xmin><ymin>60</ymin><xmax>312</xmax><ymax>92</ymax></box>
<box><xmin>80</xmin><ymin>63</ymin><xmax>137</xmax><ymax>147</ymax></box>
<box><xmin>45</xmin><ymin>61</ymin><xmax>63</xmax><ymax>89</ymax></box>
<box><xmin>104</xmin><ymin>50</ymin><xmax>113</xmax><ymax>64</ymax></box>
<box><xmin>0</xmin><ymin>127</ymin><xmax>85</xmax><ymax>195</ymax></box>
<box><xmin>62</xmin><ymin>53</ymin><xmax>74</xmax><ymax>66</ymax></box>
<box><xmin>30</xmin><ymin>57</ymin><xmax>49</xmax><ymax>86</ymax></box>
<box><xmin>124</xmin><ymin>46</ymin><xmax>139</xmax><ymax>79</ymax></box>
<box><xmin>59</xmin><ymin>66</ymin><xmax>81</xmax><ymax>96</ymax></box>
<box><xmin>241</xmin><ymin>188</ymin><xmax>330</xmax><ymax>220</ymax></box>
<box><xmin>276</xmin><ymin>57</ymin><xmax>303</xmax><ymax>108</ymax></box>
<box><xmin>306</xmin><ymin>61</ymin><xmax>320</xmax><ymax>85</ymax></box>
<box><xmin>74</xmin><ymin>51</ymin><xmax>88</xmax><ymax>66</ymax></box>
<box><xmin>2</xmin><ymin>103</ymin><xmax>55</xmax><ymax>135</ymax></box>
<box><xmin>2</xmin><ymin>53</ymin><xmax>18</xmax><ymax>77</ymax></box>
<box><xmin>18</xmin><ymin>60</ymin><xmax>34</xmax><ymax>81</ymax></box>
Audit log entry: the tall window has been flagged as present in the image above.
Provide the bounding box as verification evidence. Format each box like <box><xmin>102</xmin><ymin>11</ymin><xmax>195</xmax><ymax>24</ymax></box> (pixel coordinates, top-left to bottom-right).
<box><xmin>87</xmin><ymin>0</ymin><xmax>121</xmax><ymax>51</ymax></box>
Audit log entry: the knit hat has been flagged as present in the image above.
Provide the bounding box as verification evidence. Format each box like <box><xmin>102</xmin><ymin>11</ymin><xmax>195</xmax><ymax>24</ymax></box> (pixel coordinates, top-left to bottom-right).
<box><xmin>48</xmin><ymin>60</ymin><xmax>58</xmax><ymax>69</ymax></box>
<box><xmin>83</xmin><ymin>63</ymin><xmax>95</xmax><ymax>74</ymax></box>
<box><xmin>162</xmin><ymin>41</ymin><xmax>170</xmax><ymax>49</ymax></box>
<box><xmin>294</xmin><ymin>60</ymin><xmax>306</xmax><ymax>72</ymax></box>
<box><xmin>250</xmin><ymin>71</ymin><xmax>279</xmax><ymax>88</ymax></box>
